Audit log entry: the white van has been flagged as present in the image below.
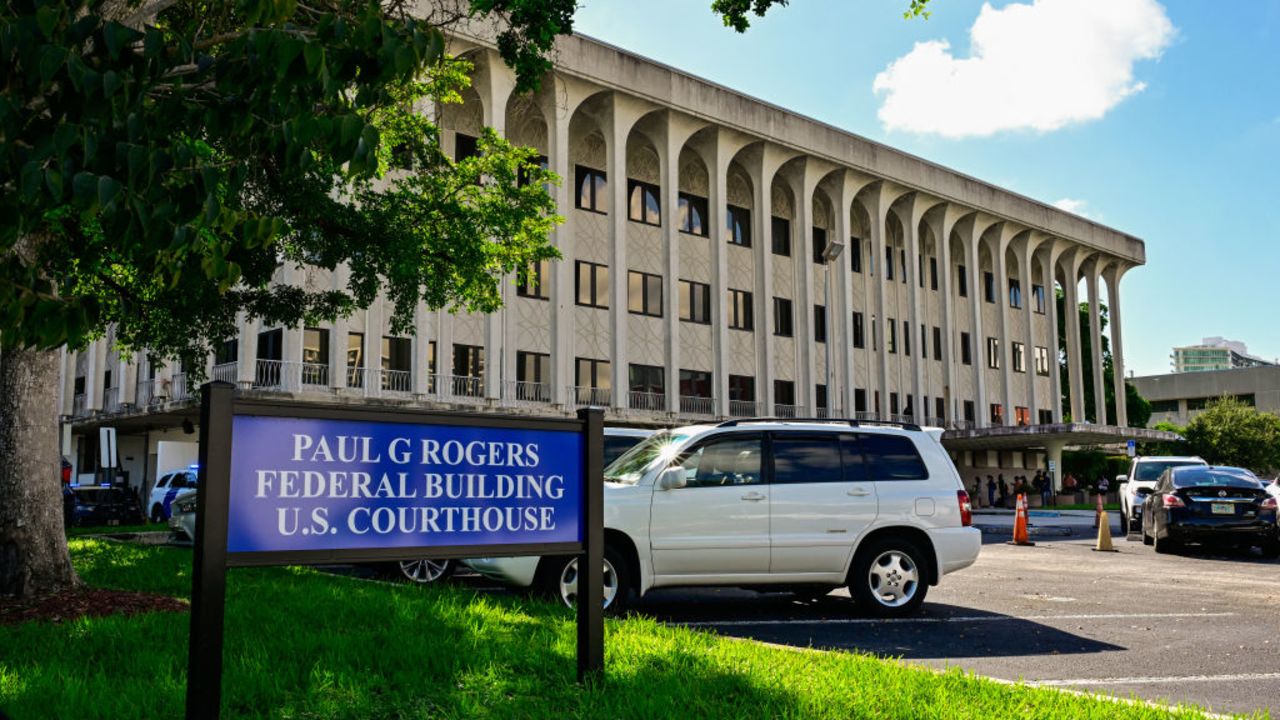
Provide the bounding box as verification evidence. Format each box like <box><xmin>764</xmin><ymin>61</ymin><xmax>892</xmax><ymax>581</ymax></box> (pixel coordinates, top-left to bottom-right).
<box><xmin>466</xmin><ymin>419</ymin><xmax>980</xmax><ymax>617</ymax></box>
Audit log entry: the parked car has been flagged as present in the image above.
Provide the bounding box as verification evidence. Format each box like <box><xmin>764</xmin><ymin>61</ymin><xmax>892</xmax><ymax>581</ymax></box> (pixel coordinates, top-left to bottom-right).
<box><xmin>68</xmin><ymin>486</ymin><xmax>145</xmax><ymax>527</ymax></box>
<box><xmin>603</xmin><ymin>427</ymin><xmax>654</xmax><ymax>467</ymax></box>
<box><xmin>168</xmin><ymin>489</ymin><xmax>199</xmax><ymax>542</ymax></box>
<box><xmin>466</xmin><ymin>418</ymin><xmax>980</xmax><ymax>617</ymax></box>
<box><xmin>1117</xmin><ymin>456</ymin><xmax>1207</xmax><ymax>532</ymax></box>
<box><xmin>149</xmin><ymin>467</ymin><xmax>198</xmax><ymax>522</ymax></box>
<box><xmin>1140</xmin><ymin>465</ymin><xmax>1279</xmax><ymax>557</ymax></box>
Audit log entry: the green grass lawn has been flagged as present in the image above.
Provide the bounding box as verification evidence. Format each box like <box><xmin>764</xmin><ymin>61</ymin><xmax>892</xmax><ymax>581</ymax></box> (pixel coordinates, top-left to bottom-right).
<box><xmin>66</xmin><ymin>522</ymin><xmax>159</xmax><ymax>537</ymax></box>
<box><xmin>0</xmin><ymin>539</ymin><xmax>1223</xmax><ymax>719</ymax></box>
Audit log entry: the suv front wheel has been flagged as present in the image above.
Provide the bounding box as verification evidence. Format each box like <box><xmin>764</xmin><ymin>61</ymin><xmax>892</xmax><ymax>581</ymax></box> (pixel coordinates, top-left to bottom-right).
<box><xmin>849</xmin><ymin>537</ymin><xmax>929</xmax><ymax>617</ymax></box>
<box><xmin>541</xmin><ymin>545</ymin><xmax>631</xmax><ymax>614</ymax></box>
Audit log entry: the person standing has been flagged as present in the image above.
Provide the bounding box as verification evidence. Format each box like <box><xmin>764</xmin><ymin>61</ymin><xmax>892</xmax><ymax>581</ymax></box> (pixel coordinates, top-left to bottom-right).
<box><xmin>986</xmin><ymin>475</ymin><xmax>996</xmax><ymax>508</ymax></box>
<box><xmin>973</xmin><ymin>476</ymin><xmax>984</xmax><ymax>508</ymax></box>
<box><xmin>997</xmin><ymin>475</ymin><xmax>1009</xmax><ymax>508</ymax></box>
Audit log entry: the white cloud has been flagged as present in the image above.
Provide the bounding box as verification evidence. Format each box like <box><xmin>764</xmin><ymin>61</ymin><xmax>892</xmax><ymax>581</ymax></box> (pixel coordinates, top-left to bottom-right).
<box><xmin>872</xmin><ymin>0</ymin><xmax>1175</xmax><ymax>138</ymax></box>
<box><xmin>1052</xmin><ymin>198</ymin><xmax>1097</xmax><ymax>220</ymax></box>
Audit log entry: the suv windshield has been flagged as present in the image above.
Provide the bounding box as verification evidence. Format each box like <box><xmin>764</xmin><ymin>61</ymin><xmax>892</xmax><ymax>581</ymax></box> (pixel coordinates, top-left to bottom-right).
<box><xmin>603</xmin><ymin>431</ymin><xmax>689</xmax><ymax>485</ymax></box>
<box><xmin>1134</xmin><ymin>460</ymin><xmax>1202</xmax><ymax>482</ymax></box>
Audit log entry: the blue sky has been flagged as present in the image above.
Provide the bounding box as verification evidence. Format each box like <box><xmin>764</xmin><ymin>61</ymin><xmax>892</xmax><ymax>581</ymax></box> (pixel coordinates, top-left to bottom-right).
<box><xmin>573</xmin><ymin>0</ymin><xmax>1280</xmax><ymax>377</ymax></box>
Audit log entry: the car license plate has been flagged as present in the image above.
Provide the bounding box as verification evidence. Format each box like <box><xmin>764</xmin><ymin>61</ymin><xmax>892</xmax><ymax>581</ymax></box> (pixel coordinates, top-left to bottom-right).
<box><xmin>1211</xmin><ymin>503</ymin><xmax>1234</xmax><ymax>515</ymax></box>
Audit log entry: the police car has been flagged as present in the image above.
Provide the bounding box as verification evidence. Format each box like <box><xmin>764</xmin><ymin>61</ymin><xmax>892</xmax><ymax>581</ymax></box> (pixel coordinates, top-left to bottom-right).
<box><xmin>148</xmin><ymin>465</ymin><xmax>198</xmax><ymax>522</ymax></box>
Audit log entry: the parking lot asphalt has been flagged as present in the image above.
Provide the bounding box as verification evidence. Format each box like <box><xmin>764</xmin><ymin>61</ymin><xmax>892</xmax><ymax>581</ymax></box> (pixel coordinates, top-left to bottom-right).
<box><xmin>620</xmin><ymin>522</ymin><xmax>1280</xmax><ymax>718</ymax></box>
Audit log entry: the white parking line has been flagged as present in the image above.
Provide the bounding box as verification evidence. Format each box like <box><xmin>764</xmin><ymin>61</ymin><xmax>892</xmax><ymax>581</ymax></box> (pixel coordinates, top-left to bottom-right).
<box><xmin>683</xmin><ymin>611</ymin><xmax>1236</xmax><ymax>627</ymax></box>
<box><xmin>1031</xmin><ymin>672</ymin><xmax>1280</xmax><ymax>687</ymax></box>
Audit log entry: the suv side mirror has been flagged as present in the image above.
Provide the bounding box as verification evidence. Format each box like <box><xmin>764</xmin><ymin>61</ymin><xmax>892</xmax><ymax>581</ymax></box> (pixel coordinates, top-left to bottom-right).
<box><xmin>1115</xmin><ymin>474</ymin><xmax>1128</xmax><ymax>486</ymax></box>
<box><xmin>657</xmin><ymin>467</ymin><xmax>687</xmax><ymax>491</ymax></box>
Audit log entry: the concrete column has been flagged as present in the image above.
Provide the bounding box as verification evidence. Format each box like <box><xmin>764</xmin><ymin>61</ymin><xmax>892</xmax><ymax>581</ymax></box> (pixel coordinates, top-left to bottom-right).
<box><xmin>993</xmin><ymin>226</ymin><xmax>1018</xmax><ymax>425</ymax></box>
<box><xmin>1043</xmin><ymin>242</ymin><xmax>1067</xmax><ymax>423</ymax></box>
<box><xmin>903</xmin><ymin>199</ymin><xmax>925</xmax><ymax>420</ymax></box>
<box><xmin>1019</xmin><ymin>235</ymin><xmax>1041</xmax><ymax>424</ymax></box>
<box><xmin>1045</xmin><ymin>439</ymin><xmax>1067</xmax><ymax>493</ymax></box>
<box><xmin>1062</xmin><ymin>252</ymin><xmax>1087</xmax><ymax>423</ymax></box>
<box><xmin>859</xmin><ymin>183</ymin><xmax>910</xmax><ymax>419</ymax></box>
<box><xmin>473</xmin><ymin>54</ymin><xmax>517</xmax><ymax>403</ymax></box>
<box><xmin>60</xmin><ymin>348</ymin><xmax>76</xmax><ymax>415</ymax></box>
<box><xmin>659</xmin><ymin>117</ymin><xmax>681</xmax><ymax>417</ymax></box>
<box><xmin>330</xmin><ymin>316</ymin><xmax>349</xmax><ymax>391</ymax></box>
<box><xmin>748</xmin><ymin>146</ymin><xmax>791</xmax><ymax>415</ymax></box>
<box><xmin>1086</xmin><ymin>260</ymin><xmax>1107</xmax><ymax>424</ymax></box>
<box><xmin>786</xmin><ymin>164</ymin><xmax>820</xmax><ymax>413</ymax></box>
<box><xmin>960</xmin><ymin>218</ymin><xmax>988</xmax><ymax>427</ymax></box>
<box><xmin>829</xmin><ymin>171</ymin><xmax>874</xmax><ymax>415</ymax></box>
<box><xmin>707</xmin><ymin>137</ymin><xmax>733</xmax><ymax>418</ymax></box>
<box><xmin>84</xmin><ymin>338</ymin><xmax>105</xmax><ymax>411</ymax></box>
<box><xmin>1105</xmin><ymin>264</ymin><xmax>1130</xmax><ymax>427</ymax></box>
<box><xmin>364</xmin><ymin>302</ymin><xmax>382</xmax><ymax>397</ymax></box>
<box><xmin>237</xmin><ymin>316</ymin><xmax>260</xmax><ymax>387</ymax></box>
<box><xmin>412</xmin><ymin>302</ymin><xmax>433</xmax><ymax>397</ymax></box>
<box><xmin>283</xmin><ymin>325</ymin><xmax>303</xmax><ymax>390</ymax></box>
<box><xmin>927</xmin><ymin>205</ymin><xmax>971</xmax><ymax>425</ymax></box>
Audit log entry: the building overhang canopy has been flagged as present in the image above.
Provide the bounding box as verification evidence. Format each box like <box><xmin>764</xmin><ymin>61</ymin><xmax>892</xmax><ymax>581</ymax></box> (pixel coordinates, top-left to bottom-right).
<box><xmin>941</xmin><ymin>423</ymin><xmax>1181</xmax><ymax>452</ymax></box>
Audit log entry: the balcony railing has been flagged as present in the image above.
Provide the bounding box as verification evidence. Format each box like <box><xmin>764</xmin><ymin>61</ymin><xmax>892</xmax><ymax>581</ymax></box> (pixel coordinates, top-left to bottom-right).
<box><xmin>923</xmin><ymin>416</ymin><xmax>946</xmax><ymax>427</ymax></box>
<box><xmin>947</xmin><ymin>420</ymin><xmax>976</xmax><ymax>431</ymax></box>
<box><xmin>504</xmin><ymin>380</ymin><xmax>551</xmax><ymax>406</ymax></box>
<box><xmin>254</xmin><ymin>359</ymin><xmax>286</xmax><ymax>389</ymax></box>
<box><xmin>568</xmin><ymin>386</ymin><xmax>611</xmax><ymax>408</ymax></box>
<box><xmin>71</xmin><ymin>393</ymin><xmax>86</xmax><ymax>417</ymax></box>
<box><xmin>211</xmin><ymin>362</ymin><xmax>238</xmax><ymax>384</ymax></box>
<box><xmin>374</xmin><ymin>368</ymin><xmax>412</xmax><ymax>395</ymax></box>
<box><xmin>629</xmin><ymin>391</ymin><xmax>666</xmax><ymax>413</ymax></box>
<box><xmin>442</xmin><ymin>375</ymin><xmax>484</xmax><ymax>401</ymax></box>
<box><xmin>854</xmin><ymin>411</ymin><xmax>879</xmax><ymax>422</ymax></box>
<box><xmin>170</xmin><ymin>373</ymin><xmax>190</xmax><ymax>401</ymax></box>
<box><xmin>136</xmin><ymin>378</ymin><xmax>157</xmax><ymax>406</ymax></box>
<box><xmin>679</xmin><ymin>395</ymin><xmax>714</xmax><ymax>417</ymax></box>
<box><xmin>300</xmin><ymin>363</ymin><xmax>329</xmax><ymax>387</ymax></box>
<box><xmin>815</xmin><ymin>406</ymin><xmax>833</xmax><ymax>419</ymax></box>
<box><xmin>102</xmin><ymin>387</ymin><xmax>120</xmax><ymax>414</ymax></box>
<box><xmin>728</xmin><ymin>399</ymin><xmax>761</xmax><ymax>417</ymax></box>
<box><xmin>775</xmin><ymin>403</ymin><xmax>805</xmax><ymax>418</ymax></box>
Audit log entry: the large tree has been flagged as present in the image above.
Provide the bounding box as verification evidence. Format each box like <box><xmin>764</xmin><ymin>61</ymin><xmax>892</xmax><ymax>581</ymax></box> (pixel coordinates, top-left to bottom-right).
<box><xmin>1055</xmin><ymin>289</ymin><xmax>1151</xmax><ymax>427</ymax></box>
<box><xmin>1182</xmin><ymin>397</ymin><xmax>1280</xmax><ymax>474</ymax></box>
<box><xmin>0</xmin><ymin>0</ymin><xmax>935</xmax><ymax>599</ymax></box>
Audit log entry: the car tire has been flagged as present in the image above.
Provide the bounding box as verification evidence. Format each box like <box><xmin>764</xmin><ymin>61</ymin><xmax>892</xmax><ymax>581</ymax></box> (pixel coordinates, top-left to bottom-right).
<box><xmin>1153</xmin><ymin>531</ymin><xmax>1179</xmax><ymax>555</ymax></box>
<box><xmin>1141</xmin><ymin>524</ymin><xmax>1153</xmax><ymax>546</ymax></box>
<box><xmin>541</xmin><ymin>545</ymin><xmax>631</xmax><ymax>615</ymax></box>
<box><xmin>848</xmin><ymin>537</ymin><xmax>929</xmax><ymax>618</ymax></box>
<box><xmin>1260</xmin><ymin>540</ymin><xmax>1280</xmax><ymax>560</ymax></box>
<box><xmin>393</xmin><ymin>559</ymin><xmax>455</xmax><ymax>584</ymax></box>
<box><xmin>150</xmin><ymin>504</ymin><xmax>164</xmax><ymax>523</ymax></box>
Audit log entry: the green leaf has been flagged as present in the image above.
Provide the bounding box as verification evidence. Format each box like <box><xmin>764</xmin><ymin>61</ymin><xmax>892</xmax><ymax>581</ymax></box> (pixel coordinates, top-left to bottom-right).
<box><xmin>44</xmin><ymin>168</ymin><xmax>63</xmax><ymax>199</ymax></box>
<box><xmin>103</xmin><ymin>70</ymin><xmax>122</xmax><ymax>97</ymax></box>
<box><xmin>98</xmin><ymin>176</ymin><xmax>122</xmax><ymax>207</ymax></box>
<box><xmin>276</xmin><ymin>36</ymin><xmax>303</xmax><ymax>77</ymax></box>
<box><xmin>101</xmin><ymin>22</ymin><xmax>141</xmax><ymax>61</ymax></box>
<box><xmin>38</xmin><ymin>46</ymin><xmax>66</xmax><ymax>83</ymax></box>
<box><xmin>20</xmin><ymin>161</ymin><xmax>42</xmax><ymax>198</ymax></box>
<box><xmin>35</xmin><ymin>6</ymin><xmax>58</xmax><ymax>39</ymax></box>
<box><xmin>72</xmin><ymin>172</ymin><xmax>97</xmax><ymax>206</ymax></box>
<box><xmin>303</xmin><ymin>43</ymin><xmax>324</xmax><ymax>73</ymax></box>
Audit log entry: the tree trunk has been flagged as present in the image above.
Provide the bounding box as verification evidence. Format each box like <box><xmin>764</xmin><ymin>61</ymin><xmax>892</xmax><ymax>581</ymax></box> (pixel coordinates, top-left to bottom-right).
<box><xmin>0</xmin><ymin>347</ymin><xmax>79</xmax><ymax>597</ymax></box>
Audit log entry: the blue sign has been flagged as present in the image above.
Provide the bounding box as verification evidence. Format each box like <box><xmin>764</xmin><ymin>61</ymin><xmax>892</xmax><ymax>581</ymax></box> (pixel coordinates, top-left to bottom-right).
<box><xmin>225</xmin><ymin>415</ymin><xmax>584</xmax><ymax>554</ymax></box>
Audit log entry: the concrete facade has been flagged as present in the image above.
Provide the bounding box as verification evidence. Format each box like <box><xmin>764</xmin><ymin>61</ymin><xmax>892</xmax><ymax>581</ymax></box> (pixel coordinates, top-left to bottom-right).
<box><xmin>57</xmin><ymin>30</ymin><xmax>1146</xmax><ymax>495</ymax></box>
<box><xmin>1132</xmin><ymin>366</ymin><xmax>1280</xmax><ymax>426</ymax></box>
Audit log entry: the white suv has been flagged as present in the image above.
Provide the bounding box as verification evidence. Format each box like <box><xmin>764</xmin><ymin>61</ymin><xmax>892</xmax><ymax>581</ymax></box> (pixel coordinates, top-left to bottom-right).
<box><xmin>465</xmin><ymin>419</ymin><xmax>980</xmax><ymax>617</ymax></box>
<box><xmin>1117</xmin><ymin>456</ymin><xmax>1207</xmax><ymax>532</ymax></box>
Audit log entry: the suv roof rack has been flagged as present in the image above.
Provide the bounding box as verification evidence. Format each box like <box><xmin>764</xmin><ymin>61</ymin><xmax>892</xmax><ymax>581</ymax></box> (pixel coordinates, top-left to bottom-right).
<box><xmin>714</xmin><ymin>417</ymin><xmax>922</xmax><ymax>432</ymax></box>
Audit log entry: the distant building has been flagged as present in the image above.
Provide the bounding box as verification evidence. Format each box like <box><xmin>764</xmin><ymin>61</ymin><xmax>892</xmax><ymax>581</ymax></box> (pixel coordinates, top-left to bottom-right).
<box><xmin>1171</xmin><ymin>337</ymin><xmax>1275</xmax><ymax>373</ymax></box>
<box><xmin>1132</xmin><ymin>366</ymin><xmax>1280</xmax><ymax>426</ymax></box>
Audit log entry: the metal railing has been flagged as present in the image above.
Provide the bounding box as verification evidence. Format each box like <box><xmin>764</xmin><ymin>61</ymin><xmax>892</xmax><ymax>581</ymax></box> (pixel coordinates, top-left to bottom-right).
<box><xmin>71</xmin><ymin>393</ymin><xmax>86</xmax><ymax>416</ymax></box>
<box><xmin>947</xmin><ymin>419</ymin><xmax>976</xmax><ymax>431</ymax></box>
<box><xmin>679</xmin><ymin>395</ymin><xmax>714</xmax><ymax>417</ymax></box>
<box><xmin>254</xmin><ymin>359</ymin><xmax>286</xmax><ymax>389</ymax></box>
<box><xmin>211</xmin><ymin>362</ymin><xmax>238</xmax><ymax>384</ymax></box>
<box><xmin>923</xmin><ymin>416</ymin><xmax>946</xmax><ymax>427</ymax></box>
<box><xmin>568</xmin><ymin>386</ymin><xmax>611</xmax><ymax>408</ymax></box>
<box><xmin>504</xmin><ymin>380</ymin><xmax>551</xmax><ymax>406</ymax></box>
<box><xmin>442</xmin><ymin>374</ymin><xmax>484</xmax><ymax>401</ymax></box>
<box><xmin>377</xmin><ymin>368</ymin><xmax>412</xmax><ymax>394</ymax></box>
<box><xmin>103</xmin><ymin>387</ymin><xmax>120</xmax><ymax>413</ymax></box>
<box><xmin>815</xmin><ymin>406</ymin><xmax>833</xmax><ymax>419</ymax></box>
<box><xmin>300</xmin><ymin>363</ymin><xmax>329</xmax><ymax>387</ymax></box>
<box><xmin>728</xmin><ymin>399</ymin><xmax>761</xmax><ymax>417</ymax></box>
<box><xmin>855</xmin><ymin>411</ymin><xmax>880</xmax><ymax>422</ymax></box>
<box><xmin>170</xmin><ymin>373</ymin><xmax>190</xmax><ymax>401</ymax></box>
<box><xmin>775</xmin><ymin>403</ymin><xmax>805</xmax><ymax>418</ymax></box>
<box><xmin>136</xmin><ymin>378</ymin><xmax>157</xmax><ymax>406</ymax></box>
<box><xmin>629</xmin><ymin>391</ymin><xmax>666</xmax><ymax>413</ymax></box>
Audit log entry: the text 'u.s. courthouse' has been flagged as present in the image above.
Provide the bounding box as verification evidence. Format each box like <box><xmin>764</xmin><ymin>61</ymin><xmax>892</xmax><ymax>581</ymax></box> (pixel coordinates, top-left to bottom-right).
<box><xmin>57</xmin><ymin>26</ymin><xmax>1174</xmax><ymax>499</ymax></box>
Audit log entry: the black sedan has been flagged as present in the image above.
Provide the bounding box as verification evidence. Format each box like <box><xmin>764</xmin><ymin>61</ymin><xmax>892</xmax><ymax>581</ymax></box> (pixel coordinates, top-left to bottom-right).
<box><xmin>68</xmin><ymin>486</ymin><xmax>146</xmax><ymax>528</ymax></box>
<box><xmin>1141</xmin><ymin>466</ymin><xmax>1279</xmax><ymax>557</ymax></box>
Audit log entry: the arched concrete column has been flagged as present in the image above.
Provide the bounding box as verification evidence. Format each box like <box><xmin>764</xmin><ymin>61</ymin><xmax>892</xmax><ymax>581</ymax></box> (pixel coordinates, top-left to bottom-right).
<box><xmin>690</xmin><ymin>127</ymin><xmax>756</xmax><ymax>417</ymax></box>
<box><xmin>1039</xmin><ymin>239</ymin><xmax>1071</xmax><ymax>423</ymax></box>
<box><xmin>825</xmin><ymin>169</ymin><xmax>878</xmax><ymax>415</ymax></box>
<box><xmin>923</xmin><ymin>203</ymin><xmax>975</xmax><ymax>426</ymax></box>
<box><xmin>470</xmin><ymin>51</ymin><xmax>520</xmax><ymax>401</ymax></box>
<box><xmin>1016</xmin><ymin>232</ymin><xmax>1048</xmax><ymax>424</ymax></box>
<box><xmin>855</xmin><ymin>181</ymin><xmax>914</xmax><ymax>418</ymax></box>
<box><xmin>1083</xmin><ymin>255</ymin><xmax>1109</xmax><ymax>424</ymax></box>
<box><xmin>1104</xmin><ymin>261</ymin><xmax>1133</xmax><ymax>427</ymax></box>
<box><xmin>894</xmin><ymin>193</ymin><xmax>946</xmax><ymax>422</ymax></box>
<box><xmin>1058</xmin><ymin>248</ymin><xmax>1091</xmax><ymax>423</ymax></box>
<box><xmin>989</xmin><ymin>223</ymin><xmax>1025</xmax><ymax>425</ymax></box>
<box><xmin>779</xmin><ymin>156</ymin><xmax>838</xmax><ymax>413</ymax></box>
<box><xmin>602</xmin><ymin>95</ymin><xmax>660</xmax><ymax>410</ymax></box>
<box><xmin>60</xmin><ymin>348</ymin><xmax>77</xmax><ymax>415</ymax></box>
<box><xmin>955</xmin><ymin>213</ymin><xmax>1002</xmax><ymax>427</ymax></box>
<box><xmin>537</xmin><ymin>76</ymin><xmax>606</xmax><ymax>406</ymax></box>
<box><xmin>740</xmin><ymin>143</ymin><xmax>800</xmax><ymax>414</ymax></box>
<box><xmin>634</xmin><ymin>112</ymin><xmax>707</xmax><ymax>416</ymax></box>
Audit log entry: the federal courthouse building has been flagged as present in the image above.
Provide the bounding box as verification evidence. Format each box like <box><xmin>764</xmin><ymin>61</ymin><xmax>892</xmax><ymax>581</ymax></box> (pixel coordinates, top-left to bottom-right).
<box><xmin>57</xmin><ymin>27</ymin><xmax>1163</xmax><ymax>498</ymax></box>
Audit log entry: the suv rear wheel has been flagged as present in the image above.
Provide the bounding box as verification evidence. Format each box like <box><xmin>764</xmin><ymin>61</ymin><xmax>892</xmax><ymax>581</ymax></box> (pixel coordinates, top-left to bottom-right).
<box><xmin>849</xmin><ymin>537</ymin><xmax>929</xmax><ymax>617</ymax></box>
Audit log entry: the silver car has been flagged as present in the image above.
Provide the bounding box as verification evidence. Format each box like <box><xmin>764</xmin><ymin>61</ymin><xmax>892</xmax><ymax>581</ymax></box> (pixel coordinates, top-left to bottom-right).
<box><xmin>168</xmin><ymin>489</ymin><xmax>198</xmax><ymax>542</ymax></box>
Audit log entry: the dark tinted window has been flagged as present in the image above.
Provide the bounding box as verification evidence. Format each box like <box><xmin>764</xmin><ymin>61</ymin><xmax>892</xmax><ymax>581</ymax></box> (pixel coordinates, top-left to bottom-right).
<box><xmin>1170</xmin><ymin>467</ymin><xmax>1261</xmax><ymax>489</ymax></box>
<box><xmin>839</xmin><ymin>435</ymin><xmax>868</xmax><ymax>482</ymax></box>
<box><xmin>675</xmin><ymin>435</ymin><xmax>763</xmax><ymax>488</ymax></box>
<box><xmin>862</xmin><ymin>433</ymin><xmax>928</xmax><ymax>480</ymax></box>
<box><xmin>1134</xmin><ymin>460</ymin><xmax>1203</xmax><ymax>482</ymax></box>
<box><xmin>603</xmin><ymin>436</ymin><xmax>645</xmax><ymax>467</ymax></box>
<box><xmin>771</xmin><ymin>434</ymin><xmax>842</xmax><ymax>484</ymax></box>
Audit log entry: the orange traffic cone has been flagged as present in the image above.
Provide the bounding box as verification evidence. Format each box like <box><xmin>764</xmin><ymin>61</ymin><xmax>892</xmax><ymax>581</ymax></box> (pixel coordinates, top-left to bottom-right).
<box><xmin>1093</xmin><ymin>510</ymin><xmax>1118</xmax><ymax>552</ymax></box>
<box><xmin>1008</xmin><ymin>493</ymin><xmax>1035</xmax><ymax>546</ymax></box>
